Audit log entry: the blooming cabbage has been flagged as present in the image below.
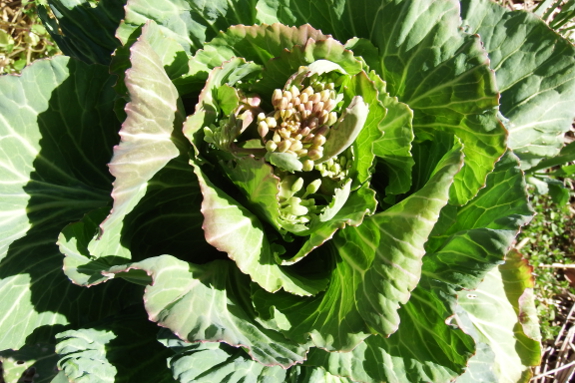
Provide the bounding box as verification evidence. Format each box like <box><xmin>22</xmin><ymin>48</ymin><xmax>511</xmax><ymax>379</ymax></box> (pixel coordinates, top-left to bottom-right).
<box><xmin>1</xmin><ymin>0</ymin><xmax>575</xmax><ymax>382</ymax></box>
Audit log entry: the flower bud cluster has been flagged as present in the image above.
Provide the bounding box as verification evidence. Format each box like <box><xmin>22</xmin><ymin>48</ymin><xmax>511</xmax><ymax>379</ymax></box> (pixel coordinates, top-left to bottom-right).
<box><xmin>315</xmin><ymin>154</ymin><xmax>351</xmax><ymax>181</ymax></box>
<box><xmin>278</xmin><ymin>176</ymin><xmax>323</xmax><ymax>224</ymax></box>
<box><xmin>258</xmin><ymin>78</ymin><xmax>341</xmax><ymax>171</ymax></box>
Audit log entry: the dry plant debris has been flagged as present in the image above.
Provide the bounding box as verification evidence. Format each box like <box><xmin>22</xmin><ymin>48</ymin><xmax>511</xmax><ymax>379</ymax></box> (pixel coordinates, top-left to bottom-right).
<box><xmin>0</xmin><ymin>0</ymin><xmax>60</xmax><ymax>74</ymax></box>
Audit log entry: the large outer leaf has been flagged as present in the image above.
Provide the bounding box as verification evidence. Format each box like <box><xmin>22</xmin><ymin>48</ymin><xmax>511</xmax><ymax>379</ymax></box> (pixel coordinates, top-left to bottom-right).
<box><xmin>60</xmin><ymin>154</ymin><xmax>211</xmax><ymax>286</ymax></box>
<box><xmin>461</xmin><ymin>0</ymin><xmax>575</xmax><ymax>169</ymax></box>
<box><xmin>258</xmin><ymin>0</ymin><xmax>505</xmax><ymax>205</ymax></box>
<box><xmin>456</xmin><ymin>250</ymin><xmax>541</xmax><ymax>383</ymax></box>
<box><xmin>117</xmin><ymin>0</ymin><xmax>258</xmax><ymax>55</ymax></box>
<box><xmin>54</xmin><ymin>306</ymin><xmax>175</xmax><ymax>383</ymax></box>
<box><xmin>107</xmin><ymin>255</ymin><xmax>308</xmax><ymax>368</ymax></box>
<box><xmin>159</xmin><ymin>333</ymin><xmax>353</xmax><ymax>383</ymax></box>
<box><xmin>0</xmin><ymin>57</ymin><xmax>139</xmax><ymax>355</ymax></box>
<box><xmin>252</xmin><ymin>141</ymin><xmax>463</xmax><ymax>352</ymax></box>
<box><xmin>0</xmin><ymin>342</ymin><xmax>59</xmax><ymax>383</ymax></box>
<box><xmin>305</xmin><ymin>151</ymin><xmax>534</xmax><ymax>382</ymax></box>
<box><xmin>40</xmin><ymin>0</ymin><xmax>125</xmax><ymax>65</ymax></box>
<box><xmin>84</xmin><ymin>22</ymin><xmax>185</xmax><ymax>265</ymax></box>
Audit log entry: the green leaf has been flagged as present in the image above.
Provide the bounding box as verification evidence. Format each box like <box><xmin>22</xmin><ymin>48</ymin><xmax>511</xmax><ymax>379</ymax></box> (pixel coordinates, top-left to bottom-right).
<box><xmin>461</xmin><ymin>0</ymin><xmax>575</xmax><ymax>169</ymax></box>
<box><xmin>87</xmin><ymin>24</ymin><xmax>186</xmax><ymax>261</ymax></box>
<box><xmin>192</xmin><ymin>161</ymin><xmax>328</xmax><ymax>295</ymax></box>
<box><xmin>183</xmin><ymin>57</ymin><xmax>262</xmax><ymax>147</ymax></box>
<box><xmin>367</xmin><ymin>71</ymin><xmax>415</xmax><ymax>197</ymax></box>
<box><xmin>456</xmin><ymin>251</ymin><xmax>541</xmax><ymax>383</ymax></box>
<box><xmin>0</xmin><ymin>56</ymin><xmax>139</xmax><ymax>351</ymax></box>
<box><xmin>305</xmin><ymin>151</ymin><xmax>534</xmax><ymax>382</ymax></box>
<box><xmin>252</xmin><ymin>242</ymin><xmax>373</xmax><ymax>352</ymax></box>
<box><xmin>306</xmin><ymin>301</ymin><xmax>474</xmax><ymax>383</ymax></box>
<box><xmin>527</xmin><ymin>141</ymin><xmax>575</xmax><ymax>173</ymax></box>
<box><xmin>352</xmin><ymin>139</ymin><xmax>463</xmax><ymax>336</ymax></box>
<box><xmin>110</xmin><ymin>20</ymin><xmax>192</xmax><ymax>100</ymax></box>
<box><xmin>253</xmin><ymin>142</ymin><xmax>463</xmax><ymax>352</ymax></box>
<box><xmin>160</xmin><ymin>332</ymin><xmax>353</xmax><ymax>382</ymax></box>
<box><xmin>425</xmin><ymin>151</ymin><xmax>534</xmax><ymax>262</ymax></box>
<box><xmin>107</xmin><ymin>256</ymin><xmax>309</xmax><ymax>368</ymax></box>
<box><xmin>190</xmin><ymin>23</ymin><xmax>329</xmax><ymax>76</ymax></box>
<box><xmin>59</xmin><ymin>154</ymin><xmax>211</xmax><ymax>286</ymax></box>
<box><xmin>56</xmin><ymin>329</ymin><xmax>117</xmax><ymax>383</ymax></box>
<box><xmin>117</xmin><ymin>0</ymin><xmax>258</xmax><ymax>56</ymax></box>
<box><xmin>265</xmin><ymin>152</ymin><xmax>304</xmax><ymax>172</ymax></box>
<box><xmin>54</xmin><ymin>306</ymin><xmax>175</xmax><ymax>383</ymax></box>
<box><xmin>39</xmin><ymin>0</ymin><xmax>124</xmax><ymax>65</ymax></box>
<box><xmin>280</xmin><ymin>183</ymin><xmax>377</xmax><ymax>266</ymax></box>
<box><xmin>159</xmin><ymin>333</ymin><xmax>288</xmax><ymax>382</ymax></box>
<box><xmin>319</xmin><ymin>96</ymin><xmax>369</xmax><ymax>162</ymax></box>
<box><xmin>0</xmin><ymin>342</ymin><xmax>58</xmax><ymax>383</ymax></box>
<box><xmin>222</xmin><ymin>155</ymin><xmax>284</xmax><ymax>231</ymax></box>
<box><xmin>260</xmin><ymin>0</ymin><xmax>505</xmax><ymax>204</ymax></box>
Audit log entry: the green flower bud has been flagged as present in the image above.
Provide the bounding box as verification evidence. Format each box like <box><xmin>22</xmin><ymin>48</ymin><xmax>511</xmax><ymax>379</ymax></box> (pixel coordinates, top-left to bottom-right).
<box><xmin>285</xmin><ymin>197</ymin><xmax>308</xmax><ymax>216</ymax></box>
<box><xmin>291</xmin><ymin>177</ymin><xmax>304</xmax><ymax>193</ymax></box>
<box><xmin>306</xmin><ymin>179</ymin><xmax>322</xmax><ymax>195</ymax></box>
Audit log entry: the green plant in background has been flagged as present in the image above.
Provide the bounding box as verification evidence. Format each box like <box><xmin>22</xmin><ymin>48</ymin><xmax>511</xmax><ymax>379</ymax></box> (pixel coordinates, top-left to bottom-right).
<box><xmin>1</xmin><ymin>0</ymin><xmax>575</xmax><ymax>382</ymax></box>
<box><xmin>534</xmin><ymin>0</ymin><xmax>575</xmax><ymax>42</ymax></box>
<box><xmin>0</xmin><ymin>0</ymin><xmax>60</xmax><ymax>74</ymax></box>
<box><xmin>517</xmin><ymin>189</ymin><xmax>575</xmax><ymax>342</ymax></box>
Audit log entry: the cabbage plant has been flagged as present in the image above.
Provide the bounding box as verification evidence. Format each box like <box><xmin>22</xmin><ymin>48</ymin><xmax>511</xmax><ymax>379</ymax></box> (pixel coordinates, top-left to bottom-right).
<box><xmin>1</xmin><ymin>0</ymin><xmax>574</xmax><ymax>382</ymax></box>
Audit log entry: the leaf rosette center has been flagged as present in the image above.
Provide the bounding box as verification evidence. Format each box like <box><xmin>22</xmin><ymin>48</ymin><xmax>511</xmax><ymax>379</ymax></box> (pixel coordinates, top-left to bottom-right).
<box><xmin>201</xmin><ymin>59</ymin><xmax>369</xmax><ymax>234</ymax></box>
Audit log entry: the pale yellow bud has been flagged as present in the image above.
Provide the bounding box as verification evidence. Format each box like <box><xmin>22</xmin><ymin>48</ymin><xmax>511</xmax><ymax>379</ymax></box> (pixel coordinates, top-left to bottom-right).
<box><xmin>302</xmin><ymin>86</ymin><xmax>314</xmax><ymax>96</ymax></box>
<box><xmin>308</xmin><ymin>149</ymin><xmax>322</xmax><ymax>160</ymax></box>
<box><xmin>302</xmin><ymin>159</ymin><xmax>314</xmax><ymax>172</ymax></box>
<box><xmin>258</xmin><ymin>121</ymin><xmax>269</xmax><ymax>138</ymax></box>
<box><xmin>327</xmin><ymin>112</ymin><xmax>338</xmax><ymax>126</ymax></box>
<box><xmin>313</xmin><ymin>134</ymin><xmax>327</xmax><ymax>147</ymax></box>
<box><xmin>265</xmin><ymin>141</ymin><xmax>278</xmax><ymax>152</ymax></box>
<box><xmin>313</xmin><ymin>101</ymin><xmax>324</xmax><ymax>114</ymax></box>
<box><xmin>272</xmin><ymin>89</ymin><xmax>282</xmax><ymax>106</ymax></box>
<box><xmin>296</xmin><ymin>149</ymin><xmax>308</xmax><ymax>157</ymax></box>
<box><xmin>290</xmin><ymin>140</ymin><xmax>303</xmax><ymax>152</ymax></box>
<box><xmin>265</xmin><ymin>117</ymin><xmax>277</xmax><ymax>128</ymax></box>
<box><xmin>278</xmin><ymin>140</ymin><xmax>291</xmax><ymax>153</ymax></box>
<box><xmin>325</xmin><ymin>99</ymin><xmax>337</xmax><ymax>112</ymax></box>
